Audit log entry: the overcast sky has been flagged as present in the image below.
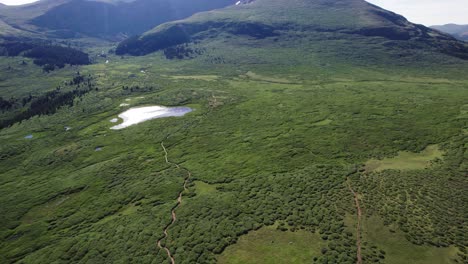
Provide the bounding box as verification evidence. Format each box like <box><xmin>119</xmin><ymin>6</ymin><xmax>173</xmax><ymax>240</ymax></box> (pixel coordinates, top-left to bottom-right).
<box><xmin>0</xmin><ymin>0</ymin><xmax>467</xmax><ymax>26</ymax></box>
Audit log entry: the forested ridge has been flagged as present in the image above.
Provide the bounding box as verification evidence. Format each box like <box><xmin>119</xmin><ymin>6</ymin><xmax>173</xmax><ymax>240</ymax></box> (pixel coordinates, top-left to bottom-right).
<box><xmin>0</xmin><ymin>41</ymin><xmax>90</xmax><ymax>71</ymax></box>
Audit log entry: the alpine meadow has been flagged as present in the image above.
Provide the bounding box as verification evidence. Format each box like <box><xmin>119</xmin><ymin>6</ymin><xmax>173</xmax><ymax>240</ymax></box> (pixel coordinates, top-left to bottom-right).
<box><xmin>0</xmin><ymin>0</ymin><xmax>466</xmax><ymax>264</ymax></box>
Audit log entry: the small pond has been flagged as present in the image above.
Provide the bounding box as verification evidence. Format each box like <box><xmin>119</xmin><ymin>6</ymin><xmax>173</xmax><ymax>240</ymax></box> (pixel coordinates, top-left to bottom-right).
<box><xmin>110</xmin><ymin>106</ymin><xmax>192</xmax><ymax>130</ymax></box>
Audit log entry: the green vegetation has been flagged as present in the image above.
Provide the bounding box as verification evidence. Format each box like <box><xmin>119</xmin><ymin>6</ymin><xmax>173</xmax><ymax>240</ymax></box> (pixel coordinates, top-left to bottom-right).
<box><xmin>243</xmin><ymin>71</ymin><xmax>296</xmax><ymax>84</ymax></box>
<box><xmin>193</xmin><ymin>181</ymin><xmax>218</xmax><ymax>196</ymax></box>
<box><xmin>312</xmin><ymin>119</ymin><xmax>333</xmax><ymax>127</ymax></box>
<box><xmin>354</xmin><ymin>134</ymin><xmax>467</xmax><ymax>263</ymax></box>
<box><xmin>118</xmin><ymin>0</ymin><xmax>468</xmax><ymax>60</ymax></box>
<box><xmin>365</xmin><ymin>145</ymin><xmax>443</xmax><ymax>172</ymax></box>
<box><xmin>362</xmin><ymin>216</ymin><xmax>459</xmax><ymax>264</ymax></box>
<box><xmin>167</xmin><ymin>75</ymin><xmax>219</xmax><ymax>81</ymax></box>
<box><xmin>1</xmin><ymin>57</ymin><xmax>465</xmax><ymax>262</ymax></box>
<box><xmin>218</xmin><ymin>226</ymin><xmax>324</xmax><ymax>264</ymax></box>
<box><xmin>0</xmin><ymin>72</ymin><xmax>95</xmax><ymax>128</ymax></box>
<box><xmin>0</xmin><ymin>41</ymin><xmax>91</xmax><ymax>72</ymax></box>
<box><xmin>24</xmin><ymin>45</ymin><xmax>90</xmax><ymax>70</ymax></box>
<box><xmin>0</xmin><ymin>0</ymin><xmax>467</xmax><ymax>263</ymax></box>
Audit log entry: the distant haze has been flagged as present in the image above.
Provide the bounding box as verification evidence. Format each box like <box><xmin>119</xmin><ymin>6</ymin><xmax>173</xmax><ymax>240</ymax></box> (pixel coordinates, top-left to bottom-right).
<box><xmin>366</xmin><ymin>0</ymin><xmax>468</xmax><ymax>25</ymax></box>
<box><xmin>0</xmin><ymin>0</ymin><xmax>467</xmax><ymax>26</ymax></box>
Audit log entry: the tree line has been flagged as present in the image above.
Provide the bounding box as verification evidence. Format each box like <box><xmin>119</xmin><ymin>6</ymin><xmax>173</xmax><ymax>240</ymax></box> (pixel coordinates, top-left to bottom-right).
<box><xmin>0</xmin><ymin>41</ymin><xmax>90</xmax><ymax>71</ymax></box>
<box><xmin>0</xmin><ymin>73</ymin><xmax>95</xmax><ymax>128</ymax></box>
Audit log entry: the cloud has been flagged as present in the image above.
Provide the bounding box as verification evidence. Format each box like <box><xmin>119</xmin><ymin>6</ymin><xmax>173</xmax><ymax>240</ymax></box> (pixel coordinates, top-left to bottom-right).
<box><xmin>0</xmin><ymin>0</ymin><xmax>38</xmax><ymax>5</ymax></box>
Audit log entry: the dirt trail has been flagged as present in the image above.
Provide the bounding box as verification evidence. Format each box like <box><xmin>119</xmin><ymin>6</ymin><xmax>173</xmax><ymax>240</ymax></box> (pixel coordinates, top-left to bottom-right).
<box><xmin>347</xmin><ymin>178</ymin><xmax>363</xmax><ymax>264</ymax></box>
<box><xmin>157</xmin><ymin>142</ymin><xmax>192</xmax><ymax>264</ymax></box>
<box><xmin>155</xmin><ymin>95</ymin><xmax>219</xmax><ymax>263</ymax></box>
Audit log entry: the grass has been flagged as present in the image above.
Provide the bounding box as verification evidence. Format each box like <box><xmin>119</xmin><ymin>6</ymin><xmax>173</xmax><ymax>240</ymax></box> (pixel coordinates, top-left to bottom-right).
<box><xmin>21</xmin><ymin>191</ymin><xmax>81</xmax><ymax>225</ymax></box>
<box><xmin>193</xmin><ymin>181</ymin><xmax>218</xmax><ymax>195</ymax></box>
<box><xmin>242</xmin><ymin>71</ymin><xmax>297</xmax><ymax>84</ymax></box>
<box><xmin>362</xmin><ymin>216</ymin><xmax>459</xmax><ymax>264</ymax></box>
<box><xmin>166</xmin><ymin>75</ymin><xmax>220</xmax><ymax>81</ymax></box>
<box><xmin>218</xmin><ymin>226</ymin><xmax>324</xmax><ymax>264</ymax></box>
<box><xmin>311</xmin><ymin>119</ymin><xmax>332</xmax><ymax>126</ymax></box>
<box><xmin>457</xmin><ymin>104</ymin><xmax>468</xmax><ymax>119</ymax></box>
<box><xmin>365</xmin><ymin>145</ymin><xmax>444</xmax><ymax>172</ymax></box>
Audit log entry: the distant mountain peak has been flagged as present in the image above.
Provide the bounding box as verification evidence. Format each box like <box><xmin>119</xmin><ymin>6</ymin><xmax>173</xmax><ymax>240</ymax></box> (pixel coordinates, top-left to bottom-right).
<box><xmin>431</xmin><ymin>24</ymin><xmax>468</xmax><ymax>41</ymax></box>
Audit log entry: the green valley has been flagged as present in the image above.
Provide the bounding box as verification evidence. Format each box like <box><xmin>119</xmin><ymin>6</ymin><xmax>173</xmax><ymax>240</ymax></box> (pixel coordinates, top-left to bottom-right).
<box><xmin>0</xmin><ymin>0</ymin><xmax>467</xmax><ymax>264</ymax></box>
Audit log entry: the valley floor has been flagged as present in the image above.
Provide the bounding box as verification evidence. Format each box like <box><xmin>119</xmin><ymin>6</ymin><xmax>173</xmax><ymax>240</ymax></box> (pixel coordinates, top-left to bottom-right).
<box><xmin>0</xmin><ymin>52</ymin><xmax>467</xmax><ymax>264</ymax></box>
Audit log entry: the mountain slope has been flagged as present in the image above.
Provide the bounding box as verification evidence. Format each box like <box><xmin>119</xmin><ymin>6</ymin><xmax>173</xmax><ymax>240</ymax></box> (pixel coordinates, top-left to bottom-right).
<box><xmin>116</xmin><ymin>0</ymin><xmax>468</xmax><ymax>61</ymax></box>
<box><xmin>431</xmin><ymin>24</ymin><xmax>468</xmax><ymax>41</ymax></box>
<box><xmin>0</xmin><ymin>18</ymin><xmax>31</xmax><ymax>37</ymax></box>
<box><xmin>0</xmin><ymin>0</ymin><xmax>237</xmax><ymax>38</ymax></box>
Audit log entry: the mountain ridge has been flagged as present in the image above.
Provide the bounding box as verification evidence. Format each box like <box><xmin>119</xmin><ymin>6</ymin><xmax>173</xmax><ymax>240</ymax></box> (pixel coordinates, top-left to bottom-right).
<box><xmin>0</xmin><ymin>0</ymin><xmax>237</xmax><ymax>39</ymax></box>
<box><xmin>115</xmin><ymin>0</ymin><xmax>468</xmax><ymax>61</ymax></box>
<box><xmin>431</xmin><ymin>24</ymin><xmax>468</xmax><ymax>41</ymax></box>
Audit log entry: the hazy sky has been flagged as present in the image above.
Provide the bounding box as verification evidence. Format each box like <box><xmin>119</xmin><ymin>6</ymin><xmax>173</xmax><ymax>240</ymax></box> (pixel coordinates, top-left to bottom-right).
<box><xmin>366</xmin><ymin>0</ymin><xmax>468</xmax><ymax>25</ymax></box>
<box><xmin>0</xmin><ymin>0</ymin><xmax>467</xmax><ymax>26</ymax></box>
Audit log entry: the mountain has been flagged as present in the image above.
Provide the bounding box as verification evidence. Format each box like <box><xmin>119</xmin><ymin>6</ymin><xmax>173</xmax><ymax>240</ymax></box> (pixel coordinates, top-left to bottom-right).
<box><xmin>0</xmin><ymin>0</ymin><xmax>237</xmax><ymax>39</ymax></box>
<box><xmin>0</xmin><ymin>0</ymin><xmax>69</xmax><ymax>38</ymax></box>
<box><xmin>0</xmin><ymin>17</ymin><xmax>29</xmax><ymax>37</ymax></box>
<box><xmin>431</xmin><ymin>24</ymin><xmax>468</xmax><ymax>41</ymax></box>
<box><xmin>116</xmin><ymin>0</ymin><xmax>468</xmax><ymax>61</ymax></box>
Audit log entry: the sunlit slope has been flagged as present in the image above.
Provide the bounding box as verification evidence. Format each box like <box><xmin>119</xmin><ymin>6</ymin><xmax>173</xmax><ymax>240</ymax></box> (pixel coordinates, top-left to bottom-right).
<box><xmin>116</xmin><ymin>0</ymin><xmax>468</xmax><ymax>60</ymax></box>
